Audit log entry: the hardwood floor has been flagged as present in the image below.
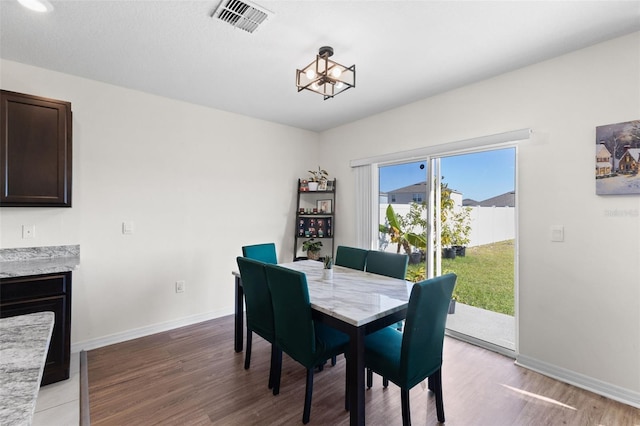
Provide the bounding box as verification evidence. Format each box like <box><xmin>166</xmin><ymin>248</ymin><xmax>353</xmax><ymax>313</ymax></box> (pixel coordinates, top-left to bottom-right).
<box><xmin>88</xmin><ymin>315</ymin><xmax>639</xmax><ymax>425</ymax></box>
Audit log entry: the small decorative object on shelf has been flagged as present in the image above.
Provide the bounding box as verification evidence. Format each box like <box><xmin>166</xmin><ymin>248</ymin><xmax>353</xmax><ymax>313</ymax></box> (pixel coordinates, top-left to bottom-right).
<box><xmin>300</xmin><ymin>179</ymin><xmax>309</xmax><ymax>191</ymax></box>
<box><xmin>317</xmin><ymin>199</ymin><xmax>332</xmax><ymax>213</ymax></box>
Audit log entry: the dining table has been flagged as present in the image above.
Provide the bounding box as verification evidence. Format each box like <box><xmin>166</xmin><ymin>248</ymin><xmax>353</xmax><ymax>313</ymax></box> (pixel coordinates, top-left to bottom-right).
<box><xmin>232</xmin><ymin>259</ymin><xmax>412</xmax><ymax>426</ymax></box>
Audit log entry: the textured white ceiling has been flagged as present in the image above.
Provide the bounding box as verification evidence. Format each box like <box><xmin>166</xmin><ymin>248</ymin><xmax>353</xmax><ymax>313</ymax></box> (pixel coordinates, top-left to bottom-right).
<box><xmin>1</xmin><ymin>1</ymin><xmax>639</xmax><ymax>132</ymax></box>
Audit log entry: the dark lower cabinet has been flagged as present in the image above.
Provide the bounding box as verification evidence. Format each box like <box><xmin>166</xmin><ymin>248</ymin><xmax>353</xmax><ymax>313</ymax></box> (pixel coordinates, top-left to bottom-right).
<box><xmin>1</xmin><ymin>272</ymin><xmax>72</xmax><ymax>385</ymax></box>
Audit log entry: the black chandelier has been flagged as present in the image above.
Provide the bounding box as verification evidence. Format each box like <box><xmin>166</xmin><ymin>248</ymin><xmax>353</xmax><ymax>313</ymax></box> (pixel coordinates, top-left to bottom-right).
<box><xmin>296</xmin><ymin>46</ymin><xmax>356</xmax><ymax>100</ymax></box>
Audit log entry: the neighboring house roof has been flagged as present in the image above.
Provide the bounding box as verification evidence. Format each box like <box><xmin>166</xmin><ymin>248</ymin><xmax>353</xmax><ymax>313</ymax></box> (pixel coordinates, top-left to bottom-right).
<box><xmin>387</xmin><ymin>181</ymin><xmax>461</xmax><ymax>195</ymax></box>
<box><xmin>464</xmin><ymin>191</ymin><xmax>515</xmax><ymax>207</ymax></box>
<box><xmin>387</xmin><ymin>181</ymin><xmax>428</xmax><ymax>194</ymax></box>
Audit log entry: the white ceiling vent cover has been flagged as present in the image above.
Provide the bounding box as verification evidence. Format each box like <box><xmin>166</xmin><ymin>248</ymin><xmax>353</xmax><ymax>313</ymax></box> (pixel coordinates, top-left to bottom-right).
<box><xmin>212</xmin><ymin>0</ymin><xmax>273</xmax><ymax>34</ymax></box>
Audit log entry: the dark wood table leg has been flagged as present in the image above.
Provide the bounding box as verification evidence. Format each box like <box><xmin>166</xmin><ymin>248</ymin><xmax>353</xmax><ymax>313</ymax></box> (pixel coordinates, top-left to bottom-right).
<box><xmin>234</xmin><ymin>274</ymin><xmax>243</xmax><ymax>353</ymax></box>
<box><xmin>347</xmin><ymin>325</ymin><xmax>366</xmax><ymax>426</ymax></box>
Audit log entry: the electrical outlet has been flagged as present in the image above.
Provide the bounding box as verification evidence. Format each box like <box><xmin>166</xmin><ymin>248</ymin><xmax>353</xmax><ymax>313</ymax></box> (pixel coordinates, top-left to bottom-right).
<box><xmin>175</xmin><ymin>280</ymin><xmax>185</xmax><ymax>293</ymax></box>
<box><xmin>22</xmin><ymin>225</ymin><xmax>35</xmax><ymax>239</ymax></box>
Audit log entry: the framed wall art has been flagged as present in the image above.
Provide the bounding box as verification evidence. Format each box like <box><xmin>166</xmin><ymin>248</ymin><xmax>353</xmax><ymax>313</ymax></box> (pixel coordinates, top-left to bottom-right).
<box><xmin>595</xmin><ymin>119</ymin><xmax>640</xmax><ymax>195</ymax></box>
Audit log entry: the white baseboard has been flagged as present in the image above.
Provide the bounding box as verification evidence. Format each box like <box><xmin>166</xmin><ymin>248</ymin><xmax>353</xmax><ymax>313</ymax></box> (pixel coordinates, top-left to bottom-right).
<box><xmin>71</xmin><ymin>307</ymin><xmax>234</xmax><ymax>353</ymax></box>
<box><xmin>515</xmin><ymin>354</ymin><xmax>640</xmax><ymax>409</ymax></box>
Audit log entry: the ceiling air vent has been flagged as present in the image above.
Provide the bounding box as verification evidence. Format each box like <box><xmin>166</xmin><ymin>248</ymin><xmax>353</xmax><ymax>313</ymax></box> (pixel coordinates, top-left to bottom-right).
<box><xmin>212</xmin><ymin>0</ymin><xmax>273</xmax><ymax>34</ymax></box>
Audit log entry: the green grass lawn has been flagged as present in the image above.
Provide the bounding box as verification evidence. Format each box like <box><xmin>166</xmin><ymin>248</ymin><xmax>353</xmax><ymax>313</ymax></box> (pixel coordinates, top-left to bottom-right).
<box><xmin>406</xmin><ymin>240</ymin><xmax>515</xmax><ymax>316</ymax></box>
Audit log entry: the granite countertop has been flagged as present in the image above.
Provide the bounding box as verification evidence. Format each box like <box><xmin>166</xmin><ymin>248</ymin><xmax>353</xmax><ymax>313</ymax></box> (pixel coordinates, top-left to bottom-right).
<box><xmin>0</xmin><ymin>245</ymin><xmax>80</xmax><ymax>278</ymax></box>
<box><xmin>0</xmin><ymin>312</ymin><xmax>55</xmax><ymax>425</ymax></box>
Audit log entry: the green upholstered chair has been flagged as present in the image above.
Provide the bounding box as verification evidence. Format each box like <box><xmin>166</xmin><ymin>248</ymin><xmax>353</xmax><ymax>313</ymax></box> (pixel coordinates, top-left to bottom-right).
<box><xmin>335</xmin><ymin>245</ymin><xmax>368</xmax><ymax>271</ymax></box>
<box><xmin>364</xmin><ymin>273</ymin><xmax>457</xmax><ymax>425</ymax></box>
<box><xmin>242</xmin><ymin>243</ymin><xmax>278</xmax><ymax>264</ymax></box>
<box><xmin>264</xmin><ymin>264</ymin><xmax>349</xmax><ymax>424</ymax></box>
<box><xmin>366</xmin><ymin>250</ymin><xmax>409</xmax><ymax>332</ymax></box>
<box><xmin>366</xmin><ymin>250</ymin><xmax>409</xmax><ymax>280</ymax></box>
<box><xmin>236</xmin><ymin>257</ymin><xmax>281</xmax><ymax>391</ymax></box>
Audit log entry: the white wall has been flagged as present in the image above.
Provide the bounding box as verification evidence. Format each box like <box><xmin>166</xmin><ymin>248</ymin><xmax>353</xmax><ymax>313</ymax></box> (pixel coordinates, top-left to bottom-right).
<box><xmin>0</xmin><ymin>59</ymin><xmax>318</xmax><ymax>348</ymax></box>
<box><xmin>319</xmin><ymin>33</ymin><xmax>640</xmax><ymax>405</ymax></box>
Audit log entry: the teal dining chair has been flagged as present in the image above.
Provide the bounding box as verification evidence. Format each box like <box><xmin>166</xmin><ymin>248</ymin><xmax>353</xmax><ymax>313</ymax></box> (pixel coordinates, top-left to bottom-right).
<box><xmin>235</xmin><ymin>257</ymin><xmax>281</xmax><ymax>391</ymax></box>
<box><xmin>366</xmin><ymin>250</ymin><xmax>409</xmax><ymax>280</ymax></box>
<box><xmin>364</xmin><ymin>273</ymin><xmax>457</xmax><ymax>425</ymax></box>
<box><xmin>242</xmin><ymin>243</ymin><xmax>278</xmax><ymax>264</ymax></box>
<box><xmin>335</xmin><ymin>245</ymin><xmax>368</xmax><ymax>271</ymax></box>
<box><xmin>264</xmin><ymin>263</ymin><xmax>349</xmax><ymax>424</ymax></box>
<box><xmin>366</xmin><ymin>250</ymin><xmax>409</xmax><ymax>332</ymax></box>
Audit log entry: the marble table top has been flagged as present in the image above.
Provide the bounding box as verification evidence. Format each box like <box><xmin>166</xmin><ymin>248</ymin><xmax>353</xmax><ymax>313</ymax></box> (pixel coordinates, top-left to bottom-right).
<box><xmin>0</xmin><ymin>245</ymin><xmax>80</xmax><ymax>278</ymax></box>
<box><xmin>0</xmin><ymin>312</ymin><xmax>55</xmax><ymax>426</ymax></box>
<box><xmin>277</xmin><ymin>260</ymin><xmax>412</xmax><ymax>327</ymax></box>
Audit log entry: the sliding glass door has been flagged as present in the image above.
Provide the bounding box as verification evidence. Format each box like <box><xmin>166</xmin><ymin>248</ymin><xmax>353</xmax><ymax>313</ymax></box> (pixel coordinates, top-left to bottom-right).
<box><xmin>377</xmin><ymin>147</ymin><xmax>516</xmax><ymax>354</ymax></box>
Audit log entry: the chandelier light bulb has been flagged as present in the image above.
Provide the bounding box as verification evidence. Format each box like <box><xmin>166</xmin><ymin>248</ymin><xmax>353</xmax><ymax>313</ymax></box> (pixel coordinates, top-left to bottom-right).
<box><xmin>331</xmin><ymin>67</ymin><xmax>342</xmax><ymax>78</ymax></box>
<box><xmin>306</xmin><ymin>69</ymin><xmax>316</xmax><ymax>80</ymax></box>
<box><xmin>336</xmin><ymin>82</ymin><xmax>344</xmax><ymax>89</ymax></box>
<box><xmin>311</xmin><ymin>82</ymin><xmax>320</xmax><ymax>91</ymax></box>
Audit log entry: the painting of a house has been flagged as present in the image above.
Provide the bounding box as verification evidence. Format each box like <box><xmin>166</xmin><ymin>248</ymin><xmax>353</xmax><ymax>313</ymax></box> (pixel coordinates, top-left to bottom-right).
<box><xmin>595</xmin><ymin>143</ymin><xmax>612</xmax><ymax>177</ymax></box>
<box><xmin>595</xmin><ymin>119</ymin><xmax>640</xmax><ymax>195</ymax></box>
<box><xmin>618</xmin><ymin>147</ymin><xmax>640</xmax><ymax>174</ymax></box>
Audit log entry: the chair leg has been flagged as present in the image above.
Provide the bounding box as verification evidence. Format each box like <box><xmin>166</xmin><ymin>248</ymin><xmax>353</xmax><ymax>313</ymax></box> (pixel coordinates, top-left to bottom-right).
<box><xmin>303</xmin><ymin>368</ymin><xmax>314</xmax><ymax>424</ymax></box>
<box><xmin>272</xmin><ymin>347</ymin><xmax>282</xmax><ymax>396</ymax></box>
<box><xmin>244</xmin><ymin>329</ymin><xmax>252</xmax><ymax>370</ymax></box>
<box><xmin>366</xmin><ymin>368</ymin><xmax>373</xmax><ymax>389</ymax></box>
<box><xmin>331</xmin><ymin>355</ymin><xmax>337</xmax><ymax>366</ymax></box>
<box><xmin>383</xmin><ymin>377</ymin><xmax>389</xmax><ymax>388</ymax></box>
<box><xmin>268</xmin><ymin>343</ymin><xmax>280</xmax><ymax>389</ymax></box>
<box><xmin>401</xmin><ymin>388</ymin><xmax>411</xmax><ymax>426</ymax></box>
<box><xmin>429</xmin><ymin>368</ymin><xmax>445</xmax><ymax>423</ymax></box>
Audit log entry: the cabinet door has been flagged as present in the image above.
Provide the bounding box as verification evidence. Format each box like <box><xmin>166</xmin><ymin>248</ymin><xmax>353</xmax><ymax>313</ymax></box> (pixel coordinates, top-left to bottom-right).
<box><xmin>0</xmin><ymin>272</ymin><xmax>72</xmax><ymax>385</ymax></box>
<box><xmin>1</xmin><ymin>296</ymin><xmax>70</xmax><ymax>385</ymax></box>
<box><xmin>0</xmin><ymin>90</ymin><xmax>72</xmax><ymax>207</ymax></box>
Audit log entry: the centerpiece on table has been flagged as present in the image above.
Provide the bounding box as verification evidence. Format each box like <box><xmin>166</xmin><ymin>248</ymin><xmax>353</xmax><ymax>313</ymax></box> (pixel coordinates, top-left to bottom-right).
<box><xmin>323</xmin><ymin>256</ymin><xmax>333</xmax><ymax>280</ymax></box>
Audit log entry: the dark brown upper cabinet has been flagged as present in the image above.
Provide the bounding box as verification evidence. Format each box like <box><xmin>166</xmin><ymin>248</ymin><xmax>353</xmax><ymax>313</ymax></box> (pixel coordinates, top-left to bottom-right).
<box><xmin>1</xmin><ymin>90</ymin><xmax>72</xmax><ymax>207</ymax></box>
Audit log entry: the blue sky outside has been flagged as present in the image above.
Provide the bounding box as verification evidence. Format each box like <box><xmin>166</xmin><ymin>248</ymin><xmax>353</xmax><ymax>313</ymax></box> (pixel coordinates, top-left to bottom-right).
<box><xmin>379</xmin><ymin>148</ymin><xmax>515</xmax><ymax>202</ymax></box>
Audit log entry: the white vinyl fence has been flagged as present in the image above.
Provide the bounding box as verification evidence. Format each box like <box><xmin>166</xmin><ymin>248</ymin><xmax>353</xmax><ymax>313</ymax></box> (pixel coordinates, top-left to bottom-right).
<box><xmin>379</xmin><ymin>204</ymin><xmax>515</xmax><ymax>250</ymax></box>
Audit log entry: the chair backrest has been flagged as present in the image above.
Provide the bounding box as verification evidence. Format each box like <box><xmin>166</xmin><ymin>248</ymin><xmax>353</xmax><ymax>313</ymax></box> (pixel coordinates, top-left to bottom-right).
<box><xmin>236</xmin><ymin>256</ymin><xmax>275</xmax><ymax>342</ymax></box>
<box><xmin>335</xmin><ymin>246</ymin><xmax>368</xmax><ymax>271</ymax></box>
<box><xmin>242</xmin><ymin>243</ymin><xmax>278</xmax><ymax>264</ymax></box>
<box><xmin>264</xmin><ymin>264</ymin><xmax>317</xmax><ymax>368</ymax></box>
<box><xmin>366</xmin><ymin>250</ymin><xmax>409</xmax><ymax>280</ymax></box>
<box><xmin>400</xmin><ymin>273</ymin><xmax>457</xmax><ymax>389</ymax></box>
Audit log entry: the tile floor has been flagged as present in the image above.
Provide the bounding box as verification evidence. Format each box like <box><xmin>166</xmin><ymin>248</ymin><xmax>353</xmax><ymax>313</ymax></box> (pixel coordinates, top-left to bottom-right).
<box><xmin>33</xmin><ymin>352</ymin><xmax>80</xmax><ymax>426</ymax></box>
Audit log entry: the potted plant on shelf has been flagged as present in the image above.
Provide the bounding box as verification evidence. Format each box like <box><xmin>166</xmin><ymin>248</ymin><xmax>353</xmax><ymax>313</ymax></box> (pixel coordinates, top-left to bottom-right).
<box><xmin>308</xmin><ymin>166</ymin><xmax>328</xmax><ymax>191</ymax></box>
<box><xmin>302</xmin><ymin>238</ymin><xmax>323</xmax><ymax>260</ymax></box>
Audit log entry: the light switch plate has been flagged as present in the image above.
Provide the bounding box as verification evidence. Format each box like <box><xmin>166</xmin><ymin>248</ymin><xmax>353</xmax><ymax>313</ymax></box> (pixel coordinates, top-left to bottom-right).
<box><xmin>122</xmin><ymin>221</ymin><xmax>134</xmax><ymax>235</ymax></box>
<box><xmin>551</xmin><ymin>225</ymin><xmax>564</xmax><ymax>242</ymax></box>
